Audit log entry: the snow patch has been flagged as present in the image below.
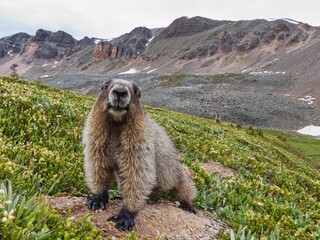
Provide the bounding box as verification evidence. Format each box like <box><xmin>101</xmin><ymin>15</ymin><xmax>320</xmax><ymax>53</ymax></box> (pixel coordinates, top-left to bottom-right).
<box><xmin>146</xmin><ymin>36</ymin><xmax>154</xmax><ymax>46</ymax></box>
<box><xmin>94</xmin><ymin>38</ymin><xmax>113</xmax><ymax>44</ymax></box>
<box><xmin>248</xmin><ymin>70</ymin><xmax>286</xmax><ymax>75</ymax></box>
<box><xmin>42</xmin><ymin>63</ymin><xmax>49</xmax><ymax>67</ymax></box>
<box><xmin>298</xmin><ymin>95</ymin><xmax>315</xmax><ymax>105</ymax></box>
<box><xmin>282</xmin><ymin>18</ymin><xmax>301</xmax><ymax>25</ymax></box>
<box><xmin>297</xmin><ymin>125</ymin><xmax>320</xmax><ymax>137</ymax></box>
<box><xmin>118</xmin><ymin>68</ymin><xmax>139</xmax><ymax>75</ymax></box>
<box><xmin>147</xmin><ymin>68</ymin><xmax>158</xmax><ymax>73</ymax></box>
<box><xmin>266</xmin><ymin>18</ymin><xmax>302</xmax><ymax>25</ymax></box>
<box><xmin>143</xmin><ymin>66</ymin><xmax>151</xmax><ymax>70</ymax></box>
<box><xmin>40</xmin><ymin>75</ymin><xmax>49</xmax><ymax>78</ymax></box>
<box><xmin>7</xmin><ymin>50</ymin><xmax>14</xmax><ymax>56</ymax></box>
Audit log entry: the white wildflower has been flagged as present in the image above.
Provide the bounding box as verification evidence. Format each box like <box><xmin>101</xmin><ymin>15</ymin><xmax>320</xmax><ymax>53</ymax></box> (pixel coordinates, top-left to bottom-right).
<box><xmin>4</xmin><ymin>200</ymin><xmax>12</xmax><ymax>205</ymax></box>
<box><xmin>257</xmin><ymin>202</ymin><xmax>264</xmax><ymax>206</ymax></box>
<box><xmin>1</xmin><ymin>217</ymin><xmax>7</xmax><ymax>223</ymax></box>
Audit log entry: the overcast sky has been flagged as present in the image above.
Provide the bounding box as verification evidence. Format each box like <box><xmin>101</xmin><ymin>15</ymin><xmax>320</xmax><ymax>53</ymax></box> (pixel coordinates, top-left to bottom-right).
<box><xmin>1</xmin><ymin>0</ymin><xmax>320</xmax><ymax>40</ymax></box>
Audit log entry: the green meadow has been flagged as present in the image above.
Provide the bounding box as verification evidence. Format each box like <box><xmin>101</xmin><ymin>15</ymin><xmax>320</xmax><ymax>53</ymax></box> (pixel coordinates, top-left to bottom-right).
<box><xmin>0</xmin><ymin>77</ymin><xmax>319</xmax><ymax>239</ymax></box>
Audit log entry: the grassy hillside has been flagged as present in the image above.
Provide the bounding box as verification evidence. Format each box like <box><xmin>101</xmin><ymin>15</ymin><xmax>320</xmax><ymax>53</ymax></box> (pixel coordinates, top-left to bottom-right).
<box><xmin>0</xmin><ymin>77</ymin><xmax>320</xmax><ymax>239</ymax></box>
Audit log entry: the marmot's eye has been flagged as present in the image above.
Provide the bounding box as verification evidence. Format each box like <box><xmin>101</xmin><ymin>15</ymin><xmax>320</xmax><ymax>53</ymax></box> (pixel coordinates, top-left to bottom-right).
<box><xmin>101</xmin><ymin>84</ymin><xmax>108</xmax><ymax>90</ymax></box>
<box><xmin>101</xmin><ymin>80</ymin><xmax>112</xmax><ymax>90</ymax></box>
<box><xmin>133</xmin><ymin>85</ymin><xmax>141</xmax><ymax>98</ymax></box>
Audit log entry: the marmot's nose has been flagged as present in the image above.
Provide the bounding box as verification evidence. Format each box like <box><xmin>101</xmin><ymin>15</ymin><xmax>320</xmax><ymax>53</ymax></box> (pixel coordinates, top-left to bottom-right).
<box><xmin>112</xmin><ymin>89</ymin><xmax>128</xmax><ymax>98</ymax></box>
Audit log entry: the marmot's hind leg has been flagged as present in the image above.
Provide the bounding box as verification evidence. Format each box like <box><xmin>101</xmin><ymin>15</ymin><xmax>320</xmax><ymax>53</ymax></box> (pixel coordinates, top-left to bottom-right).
<box><xmin>174</xmin><ymin>167</ymin><xmax>197</xmax><ymax>214</ymax></box>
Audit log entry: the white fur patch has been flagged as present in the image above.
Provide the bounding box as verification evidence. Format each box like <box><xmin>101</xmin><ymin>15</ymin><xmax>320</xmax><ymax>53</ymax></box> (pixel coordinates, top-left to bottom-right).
<box><xmin>108</xmin><ymin>108</ymin><xmax>127</xmax><ymax>121</ymax></box>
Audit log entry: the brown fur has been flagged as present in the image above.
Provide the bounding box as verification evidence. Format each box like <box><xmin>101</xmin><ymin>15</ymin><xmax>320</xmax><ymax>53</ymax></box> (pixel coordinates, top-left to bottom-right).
<box><xmin>82</xmin><ymin>79</ymin><xmax>197</xmax><ymax>216</ymax></box>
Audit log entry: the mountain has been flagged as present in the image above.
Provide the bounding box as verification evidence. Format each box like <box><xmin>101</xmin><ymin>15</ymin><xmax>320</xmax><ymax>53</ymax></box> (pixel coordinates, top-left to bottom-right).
<box><xmin>0</xmin><ymin>16</ymin><xmax>317</xmax><ymax>77</ymax></box>
<box><xmin>0</xmin><ymin>16</ymin><xmax>319</xmax><ymax>130</ymax></box>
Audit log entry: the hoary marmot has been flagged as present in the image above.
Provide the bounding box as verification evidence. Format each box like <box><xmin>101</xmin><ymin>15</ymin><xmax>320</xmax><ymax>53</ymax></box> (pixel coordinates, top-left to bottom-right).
<box><xmin>82</xmin><ymin>79</ymin><xmax>197</xmax><ymax>231</ymax></box>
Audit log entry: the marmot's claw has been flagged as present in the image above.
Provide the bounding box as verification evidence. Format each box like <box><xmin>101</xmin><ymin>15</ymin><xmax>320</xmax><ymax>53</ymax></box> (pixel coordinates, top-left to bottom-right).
<box><xmin>86</xmin><ymin>191</ymin><xmax>109</xmax><ymax>210</ymax></box>
<box><xmin>179</xmin><ymin>201</ymin><xmax>197</xmax><ymax>214</ymax></box>
<box><xmin>107</xmin><ymin>208</ymin><xmax>135</xmax><ymax>231</ymax></box>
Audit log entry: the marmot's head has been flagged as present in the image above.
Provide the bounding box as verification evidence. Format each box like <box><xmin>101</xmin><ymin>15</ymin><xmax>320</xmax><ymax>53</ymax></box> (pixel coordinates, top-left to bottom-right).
<box><xmin>100</xmin><ymin>79</ymin><xmax>141</xmax><ymax>122</ymax></box>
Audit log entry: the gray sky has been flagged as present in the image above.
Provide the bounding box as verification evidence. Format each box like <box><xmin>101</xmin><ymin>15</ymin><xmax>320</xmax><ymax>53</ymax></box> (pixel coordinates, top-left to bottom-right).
<box><xmin>1</xmin><ymin>0</ymin><xmax>320</xmax><ymax>39</ymax></box>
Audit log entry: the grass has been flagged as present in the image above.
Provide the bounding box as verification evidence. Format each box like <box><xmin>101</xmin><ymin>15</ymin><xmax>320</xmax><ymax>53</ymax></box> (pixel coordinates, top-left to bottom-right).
<box><xmin>0</xmin><ymin>76</ymin><xmax>320</xmax><ymax>239</ymax></box>
<box><xmin>263</xmin><ymin>130</ymin><xmax>320</xmax><ymax>170</ymax></box>
<box><xmin>151</xmin><ymin>73</ymin><xmax>249</xmax><ymax>87</ymax></box>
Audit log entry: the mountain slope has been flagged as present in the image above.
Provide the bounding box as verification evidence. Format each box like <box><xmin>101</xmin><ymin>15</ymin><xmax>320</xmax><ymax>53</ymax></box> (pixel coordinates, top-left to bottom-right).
<box><xmin>0</xmin><ymin>77</ymin><xmax>319</xmax><ymax>239</ymax></box>
<box><xmin>0</xmin><ymin>17</ymin><xmax>318</xmax><ymax>78</ymax></box>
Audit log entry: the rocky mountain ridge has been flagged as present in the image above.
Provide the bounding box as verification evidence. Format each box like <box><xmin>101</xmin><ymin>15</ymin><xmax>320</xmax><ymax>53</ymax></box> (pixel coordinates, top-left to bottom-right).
<box><xmin>0</xmin><ymin>16</ymin><xmax>317</xmax><ymax>76</ymax></box>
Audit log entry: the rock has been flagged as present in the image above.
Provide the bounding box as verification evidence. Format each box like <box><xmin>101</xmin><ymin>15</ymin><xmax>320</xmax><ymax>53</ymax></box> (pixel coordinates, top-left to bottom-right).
<box><xmin>219</xmin><ymin>32</ymin><xmax>233</xmax><ymax>54</ymax></box>
<box><xmin>0</xmin><ymin>32</ymin><xmax>31</xmax><ymax>58</ymax></box>
<box><xmin>34</xmin><ymin>43</ymin><xmax>58</xmax><ymax>59</ymax></box>
<box><xmin>272</xmin><ymin>23</ymin><xmax>290</xmax><ymax>33</ymax></box>
<box><xmin>156</xmin><ymin>16</ymin><xmax>230</xmax><ymax>39</ymax></box>
<box><xmin>76</xmin><ymin>36</ymin><xmax>95</xmax><ymax>48</ymax></box>
<box><xmin>50</xmin><ymin>31</ymin><xmax>76</xmax><ymax>48</ymax></box>
<box><xmin>93</xmin><ymin>41</ymin><xmax>118</xmax><ymax>61</ymax></box>
<box><xmin>237</xmin><ymin>37</ymin><xmax>260</xmax><ymax>52</ymax></box>
<box><xmin>32</xmin><ymin>29</ymin><xmax>52</xmax><ymax>42</ymax></box>
<box><xmin>112</xmin><ymin>26</ymin><xmax>152</xmax><ymax>57</ymax></box>
<box><xmin>0</xmin><ymin>47</ymin><xmax>5</xmax><ymax>58</ymax></box>
<box><xmin>93</xmin><ymin>27</ymin><xmax>152</xmax><ymax>61</ymax></box>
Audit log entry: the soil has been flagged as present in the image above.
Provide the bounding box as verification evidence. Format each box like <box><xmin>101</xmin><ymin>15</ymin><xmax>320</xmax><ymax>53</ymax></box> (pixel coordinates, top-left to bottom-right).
<box><xmin>48</xmin><ymin>197</ymin><xmax>228</xmax><ymax>240</ymax></box>
<box><xmin>47</xmin><ymin>161</ymin><xmax>235</xmax><ymax>239</ymax></box>
<box><xmin>199</xmin><ymin>161</ymin><xmax>236</xmax><ymax>179</ymax></box>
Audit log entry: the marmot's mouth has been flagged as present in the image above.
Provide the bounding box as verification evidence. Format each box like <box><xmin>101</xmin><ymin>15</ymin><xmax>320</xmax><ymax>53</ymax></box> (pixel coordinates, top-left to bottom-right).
<box><xmin>107</xmin><ymin>103</ymin><xmax>129</xmax><ymax>111</ymax></box>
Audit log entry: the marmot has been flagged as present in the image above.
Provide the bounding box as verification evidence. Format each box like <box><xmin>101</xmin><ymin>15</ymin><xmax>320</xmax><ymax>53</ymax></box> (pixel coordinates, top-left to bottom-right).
<box><xmin>82</xmin><ymin>79</ymin><xmax>197</xmax><ymax>231</ymax></box>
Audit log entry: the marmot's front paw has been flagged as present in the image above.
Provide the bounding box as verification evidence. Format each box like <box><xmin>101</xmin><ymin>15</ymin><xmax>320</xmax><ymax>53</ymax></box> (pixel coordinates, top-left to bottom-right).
<box><xmin>107</xmin><ymin>208</ymin><xmax>136</xmax><ymax>231</ymax></box>
<box><xmin>86</xmin><ymin>191</ymin><xmax>109</xmax><ymax>210</ymax></box>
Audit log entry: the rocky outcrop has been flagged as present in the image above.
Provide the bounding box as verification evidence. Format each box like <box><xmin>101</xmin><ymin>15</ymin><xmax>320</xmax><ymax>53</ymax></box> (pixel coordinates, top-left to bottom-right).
<box><xmin>32</xmin><ymin>29</ymin><xmax>52</xmax><ymax>42</ymax></box>
<box><xmin>113</xmin><ymin>27</ymin><xmax>152</xmax><ymax>53</ymax></box>
<box><xmin>0</xmin><ymin>47</ymin><xmax>5</xmax><ymax>58</ymax></box>
<box><xmin>34</xmin><ymin>43</ymin><xmax>58</xmax><ymax>59</ymax></box>
<box><xmin>0</xmin><ymin>32</ymin><xmax>31</xmax><ymax>58</ymax></box>
<box><xmin>156</xmin><ymin>16</ymin><xmax>230</xmax><ymax>39</ymax></box>
<box><xmin>93</xmin><ymin>27</ymin><xmax>153</xmax><ymax>61</ymax></box>
<box><xmin>76</xmin><ymin>36</ymin><xmax>95</xmax><ymax>48</ymax></box>
<box><xmin>176</xmin><ymin>19</ymin><xmax>313</xmax><ymax>60</ymax></box>
<box><xmin>0</xmin><ymin>29</ymin><xmax>90</xmax><ymax>60</ymax></box>
<box><xmin>93</xmin><ymin>42</ymin><xmax>118</xmax><ymax>61</ymax></box>
<box><xmin>50</xmin><ymin>31</ymin><xmax>76</xmax><ymax>48</ymax></box>
<box><xmin>29</xmin><ymin>29</ymin><xmax>78</xmax><ymax>59</ymax></box>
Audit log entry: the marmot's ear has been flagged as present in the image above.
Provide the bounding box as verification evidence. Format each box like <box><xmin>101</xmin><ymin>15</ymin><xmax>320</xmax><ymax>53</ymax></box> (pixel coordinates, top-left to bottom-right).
<box><xmin>101</xmin><ymin>79</ymin><xmax>112</xmax><ymax>91</ymax></box>
<box><xmin>133</xmin><ymin>83</ymin><xmax>141</xmax><ymax>98</ymax></box>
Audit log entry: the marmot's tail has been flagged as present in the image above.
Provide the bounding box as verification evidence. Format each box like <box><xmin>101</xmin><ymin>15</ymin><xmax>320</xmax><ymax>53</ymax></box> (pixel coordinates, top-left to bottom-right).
<box><xmin>175</xmin><ymin>166</ymin><xmax>197</xmax><ymax>205</ymax></box>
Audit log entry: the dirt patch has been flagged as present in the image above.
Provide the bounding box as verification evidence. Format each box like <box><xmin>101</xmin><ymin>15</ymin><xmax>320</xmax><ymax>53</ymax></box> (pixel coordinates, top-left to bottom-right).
<box><xmin>48</xmin><ymin>197</ymin><xmax>229</xmax><ymax>239</ymax></box>
<box><xmin>199</xmin><ymin>161</ymin><xmax>236</xmax><ymax>178</ymax></box>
